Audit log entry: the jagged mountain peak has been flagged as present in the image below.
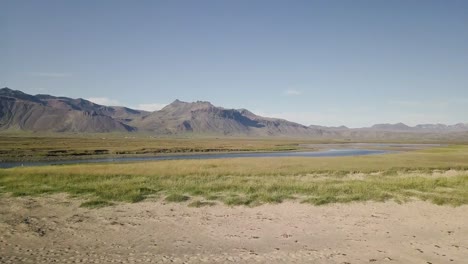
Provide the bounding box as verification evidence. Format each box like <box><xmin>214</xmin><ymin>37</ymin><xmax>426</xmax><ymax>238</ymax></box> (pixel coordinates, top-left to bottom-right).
<box><xmin>132</xmin><ymin>99</ymin><xmax>315</xmax><ymax>136</ymax></box>
<box><xmin>160</xmin><ymin>99</ymin><xmax>216</xmax><ymax>113</ymax></box>
<box><xmin>1</xmin><ymin>87</ymin><xmax>22</xmax><ymax>96</ymax></box>
<box><xmin>2</xmin><ymin>88</ymin><xmax>468</xmax><ymax>136</ymax></box>
<box><xmin>169</xmin><ymin>99</ymin><xmax>184</xmax><ymax>105</ymax></box>
<box><xmin>0</xmin><ymin>87</ymin><xmax>13</xmax><ymax>93</ymax></box>
<box><xmin>169</xmin><ymin>99</ymin><xmax>213</xmax><ymax>105</ymax></box>
<box><xmin>0</xmin><ymin>87</ymin><xmax>44</xmax><ymax>104</ymax></box>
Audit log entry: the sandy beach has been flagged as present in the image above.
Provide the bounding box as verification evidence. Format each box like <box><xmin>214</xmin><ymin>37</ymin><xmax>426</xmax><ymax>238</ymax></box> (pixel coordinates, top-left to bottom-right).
<box><xmin>1</xmin><ymin>195</ymin><xmax>466</xmax><ymax>263</ymax></box>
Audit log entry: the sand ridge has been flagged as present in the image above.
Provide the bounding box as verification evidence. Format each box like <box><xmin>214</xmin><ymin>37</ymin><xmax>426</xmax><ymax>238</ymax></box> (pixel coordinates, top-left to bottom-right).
<box><xmin>0</xmin><ymin>195</ymin><xmax>467</xmax><ymax>263</ymax></box>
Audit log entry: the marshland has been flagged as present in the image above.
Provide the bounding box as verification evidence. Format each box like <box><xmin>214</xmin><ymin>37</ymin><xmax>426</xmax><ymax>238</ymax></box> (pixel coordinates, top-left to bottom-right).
<box><xmin>1</xmin><ymin>135</ymin><xmax>467</xmax><ymax>207</ymax></box>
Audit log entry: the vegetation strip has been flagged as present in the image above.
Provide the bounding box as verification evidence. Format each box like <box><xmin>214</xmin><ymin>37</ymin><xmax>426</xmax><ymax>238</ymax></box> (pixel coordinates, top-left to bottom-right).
<box><xmin>0</xmin><ymin>136</ymin><xmax>305</xmax><ymax>162</ymax></box>
<box><xmin>1</xmin><ymin>145</ymin><xmax>467</xmax><ymax>207</ymax></box>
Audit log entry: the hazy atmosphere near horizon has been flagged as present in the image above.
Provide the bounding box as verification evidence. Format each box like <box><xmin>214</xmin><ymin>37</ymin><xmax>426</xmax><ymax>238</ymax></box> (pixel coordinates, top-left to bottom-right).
<box><xmin>1</xmin><ymin>0</ymin><xmax>468</xmax><ymax>127</ymax></box>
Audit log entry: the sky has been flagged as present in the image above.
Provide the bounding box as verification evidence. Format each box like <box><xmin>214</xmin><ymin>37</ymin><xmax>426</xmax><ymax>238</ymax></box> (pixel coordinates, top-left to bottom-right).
<box><xmin>1</xmin><ymin>0</ymin><xmax>467</xmax><ymax>128</ymax></box>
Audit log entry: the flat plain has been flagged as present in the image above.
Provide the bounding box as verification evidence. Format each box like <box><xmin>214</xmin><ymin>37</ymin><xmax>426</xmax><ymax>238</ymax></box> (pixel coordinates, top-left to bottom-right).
<box><xmin>0</xmin><ymin>134</ymin><xmax>309</xmax><ymax>161</ymax></box>
<box><xmin>1</xmin><ymin>135</ymin><xmax>467</xmax><ymax>263</ymax></box>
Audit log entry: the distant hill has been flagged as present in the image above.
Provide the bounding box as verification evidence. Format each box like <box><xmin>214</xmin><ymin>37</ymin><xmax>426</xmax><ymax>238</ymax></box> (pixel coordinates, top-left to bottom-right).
<box><xmin>370</xmin><ymin>122</ymin><xmax>413</xmax><ymax>131</ymax></box>
<box><xmin>309</xmin><ymin>125</ymin><xmax>349</xmax><ymax>131</ymax></box>
<box><xmin>311</xmin><ymin>122</ymin><xmax>468</xmax><ymax>133</ymax></box>
<box><xmin>365</xmin><ymin>122</ymin><xmax>468</xmax><ymax>132</ymax></box>
<box><xmin>1</xmin><ymin>88</ymin><xmax>467</xmax><ymax>137</ymax></box>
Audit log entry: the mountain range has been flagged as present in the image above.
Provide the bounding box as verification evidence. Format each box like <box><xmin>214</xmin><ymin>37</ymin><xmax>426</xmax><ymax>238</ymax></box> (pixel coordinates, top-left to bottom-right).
<box><xmin>1</xmin><ymin>88</ymin><xmax>467</xmax><ymax>137</ymax></box>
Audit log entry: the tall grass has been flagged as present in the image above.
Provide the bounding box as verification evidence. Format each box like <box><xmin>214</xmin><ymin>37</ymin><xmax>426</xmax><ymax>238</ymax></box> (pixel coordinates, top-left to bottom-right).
<box><xmin>0</xmin><ymin>135</ymin><xmax>310</xmax><ymax>161</ymax></box>
<box><xmin>1</xmin><ymin>146</ymin><xmax>468</xmax><ymax>207</ymax></box>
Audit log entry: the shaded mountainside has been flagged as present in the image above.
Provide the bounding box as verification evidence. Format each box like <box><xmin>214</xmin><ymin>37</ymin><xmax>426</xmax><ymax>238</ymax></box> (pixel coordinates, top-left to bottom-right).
<box><xmin>0</xmin><ymin>88</ymin><xmax>322</xmax><ymax>136</ymax></box>
<box><xmin>132</xmin><ymin>99</ymin><xmax>322</xmax><ymax>136</ymax></box>
<box><xmin>35</xmin><ymin>94</ymin><xmax>147</xmax><ymax>124</ymax></box>
<box><xmin>0</xmin><ymin>88</ymin><xmax>143</xmax><ymax>132</ymax></box>
<box><xmin>1</xmin><ymin>88</ymin><xmax>467</xmax><ymax>137</ymax></box>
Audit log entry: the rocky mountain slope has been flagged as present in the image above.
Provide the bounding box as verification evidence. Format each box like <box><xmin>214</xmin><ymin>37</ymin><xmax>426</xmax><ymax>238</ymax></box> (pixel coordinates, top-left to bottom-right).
<box><xmin>0</xmin><ymin>88</ymin><xmax>143</xmax><ymax>132</ymax></box>
<box><xmin>131</xmin><ymin>99</ymin><xmax>320</xmax><ymax>136</ymax></box>
<box><xmin>1</xmin><ymin>88</ymin><xmax>467</xmax><ymax>137</ymax></box>
<box><xmin>0</xmin><ymin>88</ymin><xmax>322</xmax><ymax>136</ymax></box>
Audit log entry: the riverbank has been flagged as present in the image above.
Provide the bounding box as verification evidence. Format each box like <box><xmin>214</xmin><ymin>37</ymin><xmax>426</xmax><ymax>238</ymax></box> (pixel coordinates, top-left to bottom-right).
<box><xmin>0</xmin><ymin>134</ymin><xmax>456</xmax><ymax>162</ymax></box>
<box><xmin>0</xmin><ymin>149</ymin><xmax>391</xmax><ymax>169</ymax></box>
<box><xmin>0</xmin><ymin>135</ymin><xmax>307</xmax><ymax>162</ymax></box>
<box><xmin>1</xmin><ymin>145</ymin><xmax>468</xmax><ymax>207</ymax></box>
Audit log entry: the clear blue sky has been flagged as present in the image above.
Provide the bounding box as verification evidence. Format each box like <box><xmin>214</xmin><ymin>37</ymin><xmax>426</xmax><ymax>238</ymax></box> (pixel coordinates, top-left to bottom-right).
<box><xmin>2</xmin><ymin>0</ymin><xmax>467</xmax><ymax>127</ymax></box>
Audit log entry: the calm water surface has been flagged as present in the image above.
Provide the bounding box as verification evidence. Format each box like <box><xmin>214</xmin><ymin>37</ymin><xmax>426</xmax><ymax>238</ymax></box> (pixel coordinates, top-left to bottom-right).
<box><xmin>0</xmin><ymin>149</ymin><xmax>391</xmax><ymax>169</ymax></box>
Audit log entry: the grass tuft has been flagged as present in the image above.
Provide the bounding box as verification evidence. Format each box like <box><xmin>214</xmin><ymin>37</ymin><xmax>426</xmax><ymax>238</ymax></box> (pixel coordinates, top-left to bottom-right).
<box><xmin>165</xmin><ymin>194</ymin><xmax>190</xmax><ymax>202</ymax></box>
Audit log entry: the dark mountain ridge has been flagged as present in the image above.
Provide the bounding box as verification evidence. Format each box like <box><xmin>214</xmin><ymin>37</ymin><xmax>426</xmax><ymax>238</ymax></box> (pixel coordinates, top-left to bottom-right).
<box><xmin>1</xmin><ymin>88</ymin><xmax>467</xmax><ymax>136</ymax></box>
<box><xmin>132</xmin><ymin>99</ymin><xmax>318</xmax><ymax>136</ymax></box>
<box><xmin>0</xmin><ymin>88</ymin><xmax>143</xmax><ymax>132</ymax></box>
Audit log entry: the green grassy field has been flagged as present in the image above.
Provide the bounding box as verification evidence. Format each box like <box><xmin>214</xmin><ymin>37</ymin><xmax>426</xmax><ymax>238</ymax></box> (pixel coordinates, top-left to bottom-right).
<box><xmin>0</xmin><ymin>135</ymin><xmax>311</xmax><ymax>161</ymax></box>
<box><xmin>1</xmin><ymin>144</ymin><xmax>467</xmax><ymax>207</ymax></box>
<box><xmin>3</xmin><ymin>133</ymin><xmax>466</xmax><ymax>162</ymax></box>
